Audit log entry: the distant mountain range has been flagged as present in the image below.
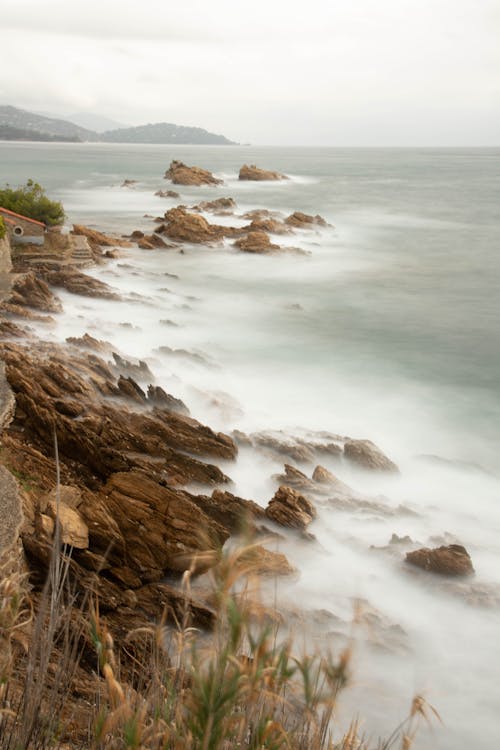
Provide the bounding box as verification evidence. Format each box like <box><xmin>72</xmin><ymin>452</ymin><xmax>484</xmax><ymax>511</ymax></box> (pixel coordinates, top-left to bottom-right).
<box><xmin>0</xmin><ymin>106</ymin><xmax>236</xmax><ymax>145</ymax></box>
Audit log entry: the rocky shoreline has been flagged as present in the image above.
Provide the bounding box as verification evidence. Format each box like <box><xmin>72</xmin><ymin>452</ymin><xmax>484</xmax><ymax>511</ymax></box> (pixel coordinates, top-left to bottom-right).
<box><xmin>0</xmin><ymin>162</ymin><xmax>487</xmax><ymax>745</ymax></box>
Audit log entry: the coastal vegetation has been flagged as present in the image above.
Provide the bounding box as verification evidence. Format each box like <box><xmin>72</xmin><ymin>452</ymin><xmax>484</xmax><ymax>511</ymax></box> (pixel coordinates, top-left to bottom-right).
<box><xmin>0</xmin><ymin>180</ymin><xmax>65</xmax><ymax>226</ymax></box>
<box><xmin>0</xmin><ymin>539</ymin><xmax>431</xmax><ymax>749</ymax></box>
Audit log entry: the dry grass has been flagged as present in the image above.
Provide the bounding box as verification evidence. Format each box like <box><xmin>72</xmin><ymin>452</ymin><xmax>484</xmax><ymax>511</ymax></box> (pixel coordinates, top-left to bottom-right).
<box><xmin>0</xmin><ymin>537</ymin><xmax>439</xmax><ymax>750</ymax></box>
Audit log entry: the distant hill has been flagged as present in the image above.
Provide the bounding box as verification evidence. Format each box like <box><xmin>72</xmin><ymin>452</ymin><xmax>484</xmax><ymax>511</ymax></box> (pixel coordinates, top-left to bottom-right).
<box><xmin>0</xmin><ymin>125</ymin><xmax>79</xmax><ymax>142</ymax></box>
<box><xmin>0</xmin><ymin>105</ymin><xmax>98</xmax><ymax>141</ymax></box>
<box><xmin>0</xmin><ymin>105</ymin><xmax>236</xmax><ymax>145</ymax></box>
<box><xmin>100</xmin><ymin>122</ymin><xmax>235</xmax><ymax>145</ymax></box>
<box><xmin>65</xmin><ymin>111</ymin><xmax>128</xmax><ymax>133</ymax></box>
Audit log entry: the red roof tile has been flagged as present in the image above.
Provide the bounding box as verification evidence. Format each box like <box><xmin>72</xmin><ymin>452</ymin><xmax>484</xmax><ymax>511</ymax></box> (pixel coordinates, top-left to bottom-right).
<box><xmin>0</xmin><ymin>207</ymin><xmax>46</xmax><ymax>228</ymax></box>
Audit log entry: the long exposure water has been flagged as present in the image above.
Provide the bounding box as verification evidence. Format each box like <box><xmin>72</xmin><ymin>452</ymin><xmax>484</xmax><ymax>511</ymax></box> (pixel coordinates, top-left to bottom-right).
<box><xmin>2</xmin><ymin>142</ymin><xmax>499</xmax><ymax>747</ymax></box>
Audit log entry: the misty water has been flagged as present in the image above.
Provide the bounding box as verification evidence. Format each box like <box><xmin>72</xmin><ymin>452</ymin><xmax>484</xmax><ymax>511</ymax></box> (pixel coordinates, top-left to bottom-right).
<box><xmin>2</xmin><ymin>143</ymin><xmax>500</xmax><ymax>748</ymax></box>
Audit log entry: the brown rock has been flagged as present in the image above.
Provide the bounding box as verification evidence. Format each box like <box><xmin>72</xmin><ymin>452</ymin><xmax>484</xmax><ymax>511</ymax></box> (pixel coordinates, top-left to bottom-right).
<box><xmin>155</xmin><ymin>189</ymin><xmax>181</xmax><ymax>198</ymax></box>
<box><xmin>238</xmin><ymin>164</ymin><xmax>288</xmax><ymax>181</ymax></box>
<box><xmin>234</xmin><ymin>231</ymin><xmax>280</xmax><ymax>254</ymax></box>
<box><xmin>189</xmin><ymin>489</ymin><xmax>266</xmax><ymax>536</ymax></box>
<box><xmin>44</xmin><ymin>501</ymin><xmax>89</xmax><ymax>549</ymax></box>
<box><xmin>285</xmin><ymin>211</ymin><xmax>328</xmax><ymax>228</ymax></box>
<box><xmin>164</xmin><ymin>160</ymin><xmax>222</xmax><ymax>186</ymax></box>
<box><xmin>191</xmin><ymin>197</ymin><xmax>236</xmax><ymax>214</ymax></box>
<box><xmin>265</xmin><ymin>486</ymin><xmax>316</xmax><ymax>530</ymax></box>
<box><xmin>160</xmin><ymin>207</ymin><xmax>226</xmax><ymax>243</ymax></box>
<box><xmin>66</xmin><ymin>333</ymin><xmax>111</xmax><ymax>352</ymax></box>
<box><xmin>343</xmin><ymin>439</ymin><xmax>399</xmax><ymax>473</ymax></box>
<box><xmin>245</xmin><ymin>218</ymin><xmax>291</xmax><ymax>235</ymax></box>
<box><xmin>312</xmin><ymin>465</ymin><xmax>337</xmax><ymax>484</ymax></box>
<box><xmin>147</xmin><ymin>384</ymin><xmax>189</xmax><ymax>415</ymax></box>
<box><xmin>405</xmin><ymin>544</ymin><xmax>474</xmax><ymax>577</ymax></box>
<box><xmin>236</xmin><ymin>545</ymin><xmax>296</xmax><ymax>577</ymax></box>
<box><xmin>103</xmin><ymin>471</ymin><xmax>228</xmax><ymax>578</ymax></box>
<box><xmin>40</xmin><ymin>268</ymin><xmax>120</xmax><ymax>300</ymax></box>
<box><xmin>5</xmin><ymin>272</ymin><xmax>62</xmax><ymax>313</ymax></box>
<box><xmin>72</xmin><ymin>224</ymin><xmax>130</xmax><ymax>247</ymax></box>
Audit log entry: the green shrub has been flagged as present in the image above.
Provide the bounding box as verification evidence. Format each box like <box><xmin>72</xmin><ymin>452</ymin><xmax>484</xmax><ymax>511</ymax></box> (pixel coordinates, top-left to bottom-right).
<box><xmin>0</xmin><ymin>179</ymin><xmax>65</xmax><ymax>226</ymax></box>
<box><xmin>0</xmin><ymin>216</ymin><xmax>5</xmax><ymax>239</ymax></box>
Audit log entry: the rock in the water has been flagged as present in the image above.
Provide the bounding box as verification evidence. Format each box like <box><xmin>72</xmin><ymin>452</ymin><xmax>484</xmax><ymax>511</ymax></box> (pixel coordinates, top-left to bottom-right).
<box><xmin>238</xmin><ymin>164</ymin><xmax>288</xmax><ymax>181</ymax></box>
<box><xmin>245</xmin><ymin>217</ymin><xmax>291</xmax><ymax>235</ymax></box>
<box><xmin>160</xmin><ymin>207</ymin><xmax>228</xmax><ymax>243</ymax></box>
<box><xmin>343</xmin><ymin>439</ymin><xmax>399</xmax><ymax>473</ymax></box>
<box><xmin>405</xmin><ymin>544</ymin><xmax>474</xmax><ymax>577</ymax></box>
<box><xmin>285</xmin><ymin>211</ymin><xmax>328</xmax><ymax>228</ymax></box>
<box><xmin>155</xmin><ymin>189</ymin><xmax>180</xmax><ymax>198</ymax></box>
<box><xmin>234</xmin><ymin>231</ymin><xmax>281</xmax><ymax>254</ymax></box>
<box><xmin>164</xmin><ymin>160</ymin><xmax>222</xmax><ymax>186</ymax></box>
<box><xmin>265</xmin><ymin>485</ymin><xmax>316</xmax><ymax>530</ymax></box>
<box><xmin>191</xmin><ymin>197</ymin><xmax>236</xmax><ymax>214</ymax></box>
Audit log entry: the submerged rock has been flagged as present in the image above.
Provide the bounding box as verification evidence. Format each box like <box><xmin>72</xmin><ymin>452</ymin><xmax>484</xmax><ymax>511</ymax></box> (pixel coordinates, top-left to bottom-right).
<box><xmin>164</xmin><ymin>160</ymin><xmax>222</xmax><ymax>186</ymax></box>
<box><xmin>405</xmin><ymin>544</ymin><xmax>474</xmax><ymax>577</ymax></box>
<box><xmin>239</xmin><ymin>164</ymin><xmax>288</xmax><ymax>181</ymax></box>
<box><xmin>155</xmin><ymin>189</ymin><xmax>180</xmax><ymax>198</ymax></box>
<box><xmin>343</xmin><ymin>439</ymin><xmax>399</xmax><ymax>473</ymax></box>
<box><xmin>191</xmin><ymin>197</ymin><xmax>236</xmax><ymax>214</ymax></box>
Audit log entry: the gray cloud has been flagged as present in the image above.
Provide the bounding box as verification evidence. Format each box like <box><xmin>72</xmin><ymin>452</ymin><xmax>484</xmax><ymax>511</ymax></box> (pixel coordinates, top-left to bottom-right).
<box><xmin>1</xmin><ymin>0</ymin><xmax>499</xmax><ymax>145</ymax></box>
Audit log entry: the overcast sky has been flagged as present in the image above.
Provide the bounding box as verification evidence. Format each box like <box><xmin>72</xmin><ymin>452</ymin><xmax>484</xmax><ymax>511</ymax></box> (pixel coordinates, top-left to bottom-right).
<box><xmin>1</xmin><ymin>0</ymin><xmax>499</xmax><ymax>145</ymax></box>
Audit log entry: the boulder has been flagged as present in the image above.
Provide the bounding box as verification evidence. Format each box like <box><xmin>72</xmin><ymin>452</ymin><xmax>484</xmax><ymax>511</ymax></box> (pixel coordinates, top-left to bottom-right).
<box><xmin>164</xmin><ymin>160</ymin><xmax>222</xmax><ymax>186</ymax></box>
<box><xmin>265</xmin><ymin>486</ymin><xmax>316</xmax><ymax>530</ymax></box>
<box><xmin>343</xmin><ymin>439</ymin><xmax>399</xmax><ymax>473</ymax></box>
<box><xmin>285</xmin><ymin>211</ymin><xmax>328</xmax><ymax>228</ymax></box>
<box><xmin>234</xmin><ymin>231</ymin><xmax>280</xmax><ymax>254</ymax></box>
<box><xmin>405</xmin><ymin>544</ymin><xmax>474</xmax><ymax>577</ymax></box>
<box><xmin>238</xmin><ymin>164</ymin><xmax>288</xmax><ymax>181</ymax></box>
<box><xmin>160</xmin><ymin>207</ymin><xmax>226</xmax><ymax>243</ymax></box>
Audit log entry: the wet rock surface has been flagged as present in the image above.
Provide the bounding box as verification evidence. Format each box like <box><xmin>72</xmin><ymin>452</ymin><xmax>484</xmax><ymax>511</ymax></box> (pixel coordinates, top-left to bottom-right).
<box><xmin>265</xmin><ymin>485</ymin><xmax>317</xmax><ymax>530</ymax></box>
<box><xmin>234</xmin><ymin>231</ymin><xmax>281</xmax><ymax>254</ymax></box>
<box><xmin>239</xmin><ymin>164</ymin><xmax>288</xmax><ymax>181</ymax></box>
<box><xmin>40</xmin><ymin>268</ymin><xmax>120</xmax><ymax>299</ymax></box>
<box><xmin>285</xmin><ymin>211</ymin><xmax>328</xmax><ymax>228</ymax></box>
<box><xmin>343</xmin><ymin>439</ymin><xmax>399</xmax><ymax>472</ymax></box>
<box><xmin>3</xmin><ymin>272</ymin><xmax>62</xmax><ymax>313</ymax></box>
<box><xmin>164</xmin><ymin>160</ymin><xmax>222</xmax><ymax>186</ymax></box>
<box><xmin>406</xmin><ymin>544</ymin><xmax>475</xmax><ymax>577</ymax></box>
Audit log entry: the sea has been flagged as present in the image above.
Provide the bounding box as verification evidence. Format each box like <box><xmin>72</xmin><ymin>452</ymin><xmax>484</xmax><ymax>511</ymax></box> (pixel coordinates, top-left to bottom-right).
<box><xmin>1</xmin><ymin>142</ymin><xmax>500</xmax><ymax>748</ymax></box>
